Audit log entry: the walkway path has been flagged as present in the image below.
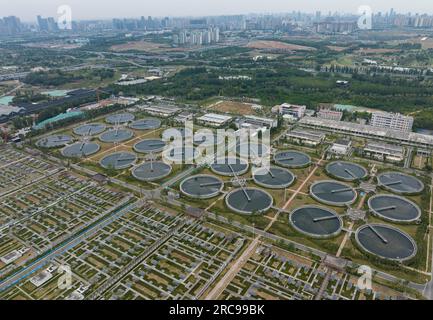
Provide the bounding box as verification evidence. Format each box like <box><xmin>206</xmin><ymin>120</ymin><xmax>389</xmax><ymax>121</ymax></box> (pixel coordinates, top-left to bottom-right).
<box><xmin>204</xmin><ymin>154</ymin><xmax>326</xmax><ymax>300</ymax></box>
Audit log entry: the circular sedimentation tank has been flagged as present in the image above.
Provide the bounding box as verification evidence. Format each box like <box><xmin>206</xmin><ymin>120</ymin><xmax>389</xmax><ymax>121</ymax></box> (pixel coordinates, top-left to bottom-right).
<box><xmin>36</xmin><ymin>135</ymin><xmax>73</xmax><ymax>148</ymax></box>
<box><xmin>61</xmin><ymin>142</ymin><xmax>100</xmax><ymax>158</ymax></box>
<box><xmin>377</xmin><ymin>172</ymin><xmax>424</xmax><ymax>195</ymax></box>
<box><xmin>252</xmin><ymin>167</ymin><xmax>295</xmax><ymax>189</ymax></box>
<box><xmin>193</xmin><ymin>131</ymin><xmax>224</xmax><ymax>147</ymax></box>
<box><xmin>310</xmin><ymin>180</ymin><xmax>357</xmax><ymax>207</ymax></box>
<box><xmin>274</xmin><ymin>150</ymin><xmax>311</xmax><ymax>168</ymax></box>
<box><xmin>129</xmin><ymin>118</ymin><xmax>161</xmax><ymax>130</ymax></box>
<box><xmin>225</xmin><ymin>187</ymin><xmax>273</xmax><ymax>215</ymax></box>
<box><xmin>355</xmin><ymin>224</ymin><xmax>417</xmax><ymax>261</ymax></box>
<box><xmin>236</xmin><ymin>143</ymin><xmax>270</xmax><ymax>159</ymax></box>
<box><xmin>368</xmin><ymin>194</ymin><xmax>421</xmax><ymax>223</ymax></box>
<box><xmin>105</xmin><ymin>113</ymin><xmax>135</xmax><ymax>124</ymax></box>
<box><xmin>326</xmin><ymin>161</ymin><xmax>368</xmax><ymax>181</ymax></box>
<box><xmin>99</xmin><ymin>129</ymin><xmax>134</xmax><ymax>143</ymax></box>
<box><xmin>133</xmin><ymin>139</ymin><xmax>166</xmax><ymax>154</ymax></box>
<box><xmin>180</xmin><ymin>175</ymin><xmax>224</xmax><ymax>199</ymax></box>
<box><xmin>100</xmin><ymin>152</ymin><xmax>137</xmax><ymax>170</ymax></box>
<box><xmin>73</xmin><ymin>123</ymin><xmax>106</xmax><ymax>136</ymax></box>
<box><xmin>210</xmin><ymin>157</ymin><xmax>249</xmax><ymax>176</ymax></box>
<box><xmin>132</xmin><ymin>162</ymin><xmax>172</xmax><ymax>182</ymax></box>
<box><xmin>162</xmin><ymin>127</ymin><xmax>193</xmax><ymax>141</ymax></box>
<box><xmin>289</xmin><ymin>206</ymin><xmax>343</xmax><ymax>238</ymax></box>
<box><xmin>163</xmin><ymin>146</ymin><xmax>199</xmax><ymax>163</ymax></box>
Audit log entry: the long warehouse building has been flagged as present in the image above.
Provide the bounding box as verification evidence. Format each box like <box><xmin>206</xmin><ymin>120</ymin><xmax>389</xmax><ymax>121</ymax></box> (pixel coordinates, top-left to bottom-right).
<box><xmin>298</xmin><ymin>116</ymin><xmax>433</xmax><ymax>149</ymax></box>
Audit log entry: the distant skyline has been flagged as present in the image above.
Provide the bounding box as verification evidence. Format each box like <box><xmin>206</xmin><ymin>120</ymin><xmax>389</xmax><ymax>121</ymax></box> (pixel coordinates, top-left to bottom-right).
<box><xmin>3</xmin><ymin>0</ymin><xmax>433</xmax><ymax>22</ymax></box>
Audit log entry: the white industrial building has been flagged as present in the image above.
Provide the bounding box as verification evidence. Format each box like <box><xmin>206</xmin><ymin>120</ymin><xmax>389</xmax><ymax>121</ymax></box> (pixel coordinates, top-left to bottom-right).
<box><xmin>275</xmin><ymin>103</ymin><xmax>307</xmax><ymax>119</ymax></box>
<box><xmin>329</xmin><ymin>139</ymin><xmax>352</xmax><ymax>156</ymax></box>
<box><xmin>298</xmin><ymin>116</ymin><xmax>433</xmax><ymax>149</ymax></box>
<box><xmin>364</xmin><ymin>142</ymin><xmax>404</xmax><ymax>162</ymax></box>
<box><xmin>0</xmin><ymin>250</ymin><xmax>22</xmax><ymax>265</ymax></box>
<box><xmin>317</xmin><ymin>108</ymin><xmax>343</xmax><ymax>121</ymax></box>
<box><xmin>237</xmin><ymin>115</ymin><xmax>278</xmax><ymax>129</ymax></box>
<box><xmin>370</xmin><ymin>112</ymin><xmax>414</xmax><ymax>132</ymax></box>
<box><xmin>197</xmin><ymin>113</ymin><xmax>233</xmax><ymax>127</ymax></box>
<box><xmin>141</xmin><ymin>105</ymin><xmax>180</xmax><ymax>118</ymax></box>
<box><xmin>286</xmin><ymin>129</ymin><xmax>326</xmax><ymax>146</ymax></box>
<box><xmin>30</xmin><ymin>270</ymin><xmax>53</xmax><ymax>287</ymax></box>
<box><xmin>174</xmin><ymin>112</ymin><xmax>194</xmax><ymax>124</ymax></box>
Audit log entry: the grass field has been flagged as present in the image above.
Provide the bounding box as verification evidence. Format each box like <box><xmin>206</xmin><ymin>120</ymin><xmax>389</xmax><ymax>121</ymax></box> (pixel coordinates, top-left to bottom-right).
<box><xmin>206</xmin><ymin>100</ymin><xmax>257</xmax><ymax>116</ymax></box>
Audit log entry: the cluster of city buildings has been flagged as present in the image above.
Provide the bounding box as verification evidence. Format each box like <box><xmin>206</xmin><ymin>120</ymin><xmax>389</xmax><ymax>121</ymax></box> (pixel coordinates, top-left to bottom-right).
<box><xmin>0</xmin><ymin>16</ymin><xmax>22</xmax><ymax>35</ymax></box>
<box><xmin>4</xmin><ymin>8</ymin><xmax>433</xmax><ymax>36</ymax></box>
<box><xmin>373</xmin><ymin>8</ymin><xmax>433</xmax><ymax>28</ymax></box>
<box><xmin>36</xmin><ymin>15</ymin><xmax>61</xmax><ymax>32</ymax></box>
<box><xmin>112</xmin><ymin>16</ymin><xmax>170</xmax><ymax>31</ymax></box>
<box><xmin>314</xmin><ymin>21</ymin><xmax>358</xmax><ymax>34</ymax></box>
<box><xmin>173</xmin><ymin>27</ymin><xmax>220</xmax><ymax>46</ymax></box>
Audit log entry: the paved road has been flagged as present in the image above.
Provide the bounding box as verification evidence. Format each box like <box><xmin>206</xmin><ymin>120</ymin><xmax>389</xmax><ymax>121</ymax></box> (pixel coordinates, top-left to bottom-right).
<box><xmin>423</xmin><ymin>179</ymin><xmax>433</xmax><ymax>299</ymax></box>
<box><xmin>405</xmin><ymin>147</ymin><xmax>413</xmax><ymax>169</ymax></box>
<box><xmin>0</xmin><ymin>83</ymin><xmax>24</xmax><ymax>98</ymax></box>
<box><xmin>205</xmin><ymin>238</ymin><xmax>259</xmax><ymax>300</ymax></box>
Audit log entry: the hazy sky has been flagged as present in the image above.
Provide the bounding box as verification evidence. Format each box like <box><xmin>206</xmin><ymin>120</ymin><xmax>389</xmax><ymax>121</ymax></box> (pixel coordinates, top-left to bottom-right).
<box><xmin>2</xmin><ymin>0</ymin><xmax>433</xmax><ymax>22</ymax></box>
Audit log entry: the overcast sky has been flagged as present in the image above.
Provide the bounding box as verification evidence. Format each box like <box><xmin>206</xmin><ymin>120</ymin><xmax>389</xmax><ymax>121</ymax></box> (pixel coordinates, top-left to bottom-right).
<box><xmin>2</xmin><ymin>0</ymin><xmax>433</xmax><ymax>22</ymax></box>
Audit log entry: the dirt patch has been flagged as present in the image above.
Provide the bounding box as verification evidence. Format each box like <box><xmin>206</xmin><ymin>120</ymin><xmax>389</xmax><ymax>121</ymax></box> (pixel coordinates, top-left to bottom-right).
<box><xmin>206</xmin><ymin>100</ymin><xmax>256</xmax><ymax>116</ymax></box>
<box><xmin>246</xmin><ymin>40</ymin><xmax>316</xmax><ymax>52</ymax></box>
<box><xmin>357</xmin><ymin>48</ymin><xmax>399</xmax><ymax>54</ymax></box>
<box><xmin>110</xmin><ymin>41</ymin><xmax>186</xmax><ymax>53</ymax></box>
<box><xmin>327</xmin><ymin>46</ymin><xmax>349</xmax><ymax>52</ymax></box>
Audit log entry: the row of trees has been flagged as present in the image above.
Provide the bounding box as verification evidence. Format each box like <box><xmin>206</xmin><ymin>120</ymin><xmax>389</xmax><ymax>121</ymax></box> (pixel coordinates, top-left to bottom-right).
<box><xmin>24</xmin><ymin>68</ymin><xmax>115</xmax><ymax>87</ymax></box>
<box><xmin>110</xmin><ymin>65</ymin><xmax>433</xmax><ymax>127</ymax></box>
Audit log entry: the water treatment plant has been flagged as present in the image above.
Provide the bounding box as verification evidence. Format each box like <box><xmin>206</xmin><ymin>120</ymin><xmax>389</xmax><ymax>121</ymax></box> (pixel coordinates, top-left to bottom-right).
<box><xmin>99</xmin><ymin>128</ymin><xmax>134</xmax><ymax>143</ymax></box>
<box><xmin>274</xmin><ymin>150</ymin><xmax>311</xmax><ymax>168</ymax></box>
<box><xmin>61</xmin><ymin>142</ymin><xmax>100</xmax><ymax>158</ymax></box>
<box><xmin>368</xmin><ymin>194</ymin><xmax>421</xmax><ymax>223</ymax></box>
<box><xmin>133</xmin><ymin>139</ymin><xmax>166</xmax><ymax>153</ymax></box>
<box><xmin>289</xmin><ymin>206</ymin><xmax>343</xmax><ymax>238</ymax></box>
<box><xmin>6</xmin><ymin>2</ymin><xmax>433</xmax><ymax>303</ymax></box>
<box><xmin>225</xmin><ymin>187</ymin><xmax>273</xmax><ymax>215</ymax></box>
<box><xmin>129</xmin><ymin>118</ymin><xmax>161</xmax><ymax>130</ymax></box>
<box><xmin>180</xmin><ymin>174</ymin><xmax>224</xmax><ymax>199</ymax></box>
<box><xmin>132</xmin><ymin>161</ymin><xmax>172</xmax><ymax>182</ymax></box>
<box><xmin>237</xmin><ymin>142</ymin><xmax>270</xmax><ymax>159</ymax></box>
<box><xmin>19</xmin><ymin>104</ymin><xmax>431</xmax><ymax>302</ymax></box>
<box><xmin>310</xmin><ymin>180</ymin><xmax>357</xmax><ymax>206</ymax></box>
<box><xmin>163</xmin><ymin>146</ymin><xmax>199</xmax><ymax>163</ymax></box>
<box><xmin>105</xmin><ymin>112</ymin><xmax>135</xmax><ymax>124</ymax></box>
<box><xmin>377</xmin><ymin>172</ymin><xmax>425</xmax><ymax>195</ymax></box>
<box><xmin>193</xmin><ymin>131</ymin><xmax>225</xmax><ymax>147</ymax></box>
<box><xmin>36</xmin><ymin>135</ymin><xmax>73</xmax><ymax>148</ymax></box>
<box><xmin>100</xmin><ymin>151</ymin><xmax>137</xmax><ymax>170</ymax></box>
<box><xmin>326</xmin><ymin>161</ymin><xmax>368</xmax><ymax>181</ymax></box>
<box><xmin>355</xmin><ymin>224</ymin><xmax>417</xmax><ymax>261</ymax></box>
<box><xmin>210</xmin><ymin>157</ymin><xmax>249</xmax><ymax>176</ymax></box>
<box><xmin>73</xmin><ymin>123</ymin><xmax>106</xmax><ymax>136</ymax></box>
<box><xmin>252</xmin><ymin>166</ymin><xmax>295</xmax><ymax>189</ymax></box>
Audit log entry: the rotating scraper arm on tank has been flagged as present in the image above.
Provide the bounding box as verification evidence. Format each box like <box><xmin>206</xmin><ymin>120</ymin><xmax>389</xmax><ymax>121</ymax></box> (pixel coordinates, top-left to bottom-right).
<box><xmin>228</xmin><ymin>163</ymin><xmax>251</xmax><ymax>202</ymax></box>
